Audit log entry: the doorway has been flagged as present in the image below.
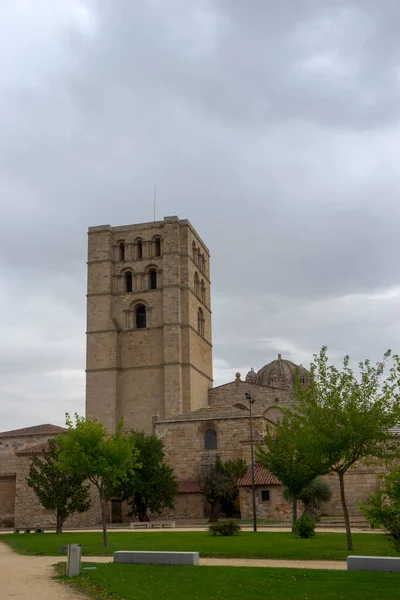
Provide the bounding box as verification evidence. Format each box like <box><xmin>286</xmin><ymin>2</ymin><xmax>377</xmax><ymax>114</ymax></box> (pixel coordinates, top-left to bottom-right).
<box><xmin>110</xmin><ymin>499</ymin><xmax>122</xmax><ymax>523</ymax></box>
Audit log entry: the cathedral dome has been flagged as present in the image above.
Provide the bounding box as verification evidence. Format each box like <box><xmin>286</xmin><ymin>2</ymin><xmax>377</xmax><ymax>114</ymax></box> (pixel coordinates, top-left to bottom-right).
<box><xmin>256</xmin><ymin>354</ymin><xmax>309</xmax><ymax>390</ymax></box>
<box><xmin>245</xmin><ymin>368</ymin><xmax>260</xmax><ymax>385</ymax></box>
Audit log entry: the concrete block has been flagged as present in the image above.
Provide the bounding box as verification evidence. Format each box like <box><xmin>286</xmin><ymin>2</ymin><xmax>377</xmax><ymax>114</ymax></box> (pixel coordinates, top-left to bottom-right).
<box><xmin>347</xmin><ymin>556</ymin><xmax>400</xmax><ymax>572</ymax></box>
<box><xmin>114</xmin><ymin>551</ymin><xmax>199</xmax><ymax>566</ymax></box>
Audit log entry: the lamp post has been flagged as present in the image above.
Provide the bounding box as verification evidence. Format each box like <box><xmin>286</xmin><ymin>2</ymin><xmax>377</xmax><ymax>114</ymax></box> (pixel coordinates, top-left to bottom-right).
<box><xmin>234</xmin><ymin>391</ymin><xmax>257</xmax><ymax>532</ymax></box>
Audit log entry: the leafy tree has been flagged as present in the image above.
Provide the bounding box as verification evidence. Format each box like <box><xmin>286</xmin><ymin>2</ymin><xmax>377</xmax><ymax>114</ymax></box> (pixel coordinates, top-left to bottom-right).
<box><xmin>257</xmin><ymin>413</ymin><xmax>326</xmax><ymax>530</ymax></box>
<box><xmin>292</xmin><ymin>347</ymin><xmax>400</xmax><ymax>550</ymax></box>
<box><xmin>283</xmin><ymin>478</ymin><xmax>332</xmax><ymax>520</ymax></box>
<box><xmin>115</xmin><ymin>431</ymin><xmax>178</xmax><ymax>522</ymax></box>
<box><xmin>26</xmin><ymin>437</ymin><xmax>91</xmax><ymax>534</ymax></box>
<box><xmin>199</xmin><ymin>458</ymin><xmax>247</xmax><ymax>522</ymax></box>
<box><xmin>58</xmin><ymin>414</ymin><xmax>140</xmax><ymax>548</ymax></box>
<box><xmin>360</xmin><ymin>466</ymin><xmax>400</xmax><ymax>552</ymax></box>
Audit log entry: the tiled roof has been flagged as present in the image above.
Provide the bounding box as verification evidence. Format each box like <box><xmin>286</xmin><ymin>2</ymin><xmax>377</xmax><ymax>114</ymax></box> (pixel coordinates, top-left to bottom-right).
<box><xmin>0</xmin><ymin>424</ymin><xmax>67</xmax><ymax>439</ymax></box>
<box><xmin>0</xmin><ymin>472</ymin><xmax>16</xmax><ymax>478</ymax></box>
<box><xmin>237</xmin><ymin>465</ymin><xmax>281</xmax><ymax>487</ymax></box>
<box><xmin>178</xmin><ymin>480</ymin><xmax>201</xmax><ymax>494</ymax></box>
<box><xmin>158</xmin><ymin>405</ymin><xmax>259</xmax><ymax>423</ymax></box>
<box><xmin>15</xmin><ymin>442</ymin><xmax>50</xmax><ymax>456</ymax></box>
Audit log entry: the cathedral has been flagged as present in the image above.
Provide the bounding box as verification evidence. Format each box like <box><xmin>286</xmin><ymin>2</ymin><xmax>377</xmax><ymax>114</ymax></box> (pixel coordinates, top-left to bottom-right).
<box><xmin>0</xmin><ymin>217</ymin><xmax>388</xmax><ymax>527</ymax></box>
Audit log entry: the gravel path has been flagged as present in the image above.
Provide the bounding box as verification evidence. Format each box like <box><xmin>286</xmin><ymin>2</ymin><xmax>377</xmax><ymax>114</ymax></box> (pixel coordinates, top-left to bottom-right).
<box><xmin>0</xmin><ymin>542</ymin><xmax>86</xmax><ymax>599</ymax></box>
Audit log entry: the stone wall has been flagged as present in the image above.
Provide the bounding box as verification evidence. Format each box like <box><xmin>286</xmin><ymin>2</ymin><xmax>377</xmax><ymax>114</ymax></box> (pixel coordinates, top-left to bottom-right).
<box><xmin>14</xmin><ymin>455</ymin><xmax>101</xmax><ymax>529</ymax></box>
<box><xmin>239</xmin><ymin>485</ymin><xmax>292</xmax><ymax>520</ymax></box>
<box><xmin>157</xmin><ymin>416</ymin><xmax>267</xmax><ymax>480</ymax></box>
<box><xmin>320</xmin><ymin>467</ymin><xmax>383</xmax><ymax>517</ymax></box>
<box><xmin>0</xmin><ymin>476</ymin><xmax>16</xmax><ymax>527</ymax></box>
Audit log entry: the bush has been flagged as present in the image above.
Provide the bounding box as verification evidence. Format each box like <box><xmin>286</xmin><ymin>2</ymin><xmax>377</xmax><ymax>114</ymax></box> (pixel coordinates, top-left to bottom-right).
<box><xmin>283</xmin><ymin>478</ymin><xmax>332</xmax><ymax>521</ymax></box>
<box><xmin>293</xmin><ymin>512</ymin><xmax>316</xmax><ymax>539</ymax></box>
<box><xmin>360</xmin><ymin>467</ymin><xmax>400</xmax><ymax>553</ymax></box>
<box><xmin>208</xmin><ymin>521</ymin><xmax>241</xmax><ymax>536</ymax></box>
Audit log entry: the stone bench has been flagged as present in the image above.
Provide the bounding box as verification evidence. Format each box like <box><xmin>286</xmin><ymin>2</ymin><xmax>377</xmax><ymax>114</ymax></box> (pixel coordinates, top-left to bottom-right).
<box><xmin>114</xmin><ymin>551</ymin><xmax>199</xmax><ymax>565</ymax></box>
<box><xmin>14</xmin><ymin>527</ymin><xmax>56</xmax><ymax>534</ymax></box>
<box><xmin>347</xmin><ymin>556</ymin><xmax>400</xmax><ymax>573</ymax></box>
<box><xmin>129</xmin><ymin>521</ymin><xmax>175</xmax><ymax>529</ymax></box>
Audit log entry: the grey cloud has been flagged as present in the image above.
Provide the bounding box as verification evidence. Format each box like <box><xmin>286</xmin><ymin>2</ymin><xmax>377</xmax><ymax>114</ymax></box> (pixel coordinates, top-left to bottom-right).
<box><xmin>1</xmin><ymin>0</ymin><xmax>400</xmax><ymax>429</ymax></box>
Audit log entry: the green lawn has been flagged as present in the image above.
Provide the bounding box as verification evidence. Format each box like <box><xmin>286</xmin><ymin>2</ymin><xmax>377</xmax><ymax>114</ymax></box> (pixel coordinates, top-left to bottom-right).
<box><xmin>59</xmin><ymin>563</ymin><xmax>400</xmax><ymax>600</ymax></box>
<box><xmin>1</xmin><ymin>531</ymin><xmax>395</xmax><ymax>560</ymax></box>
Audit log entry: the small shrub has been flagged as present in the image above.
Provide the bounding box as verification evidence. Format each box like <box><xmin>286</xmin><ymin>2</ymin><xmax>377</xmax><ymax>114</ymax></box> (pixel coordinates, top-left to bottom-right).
<box><xmin>208</xmin><ymin>521</ymin><xmax>241</xmax><ymax>536</ymax></box>
<box><xmin>293</xmin><ymin>512</ymin><xmax>316</xmax><ymax>539</ymax></box>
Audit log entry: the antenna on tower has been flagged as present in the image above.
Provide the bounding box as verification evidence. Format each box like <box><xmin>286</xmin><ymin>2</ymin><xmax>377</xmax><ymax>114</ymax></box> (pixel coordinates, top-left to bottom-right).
<box><xmin>153</xmin><ymin>185</ymin><xmax>157</xmax><ymax>221</ymax></box>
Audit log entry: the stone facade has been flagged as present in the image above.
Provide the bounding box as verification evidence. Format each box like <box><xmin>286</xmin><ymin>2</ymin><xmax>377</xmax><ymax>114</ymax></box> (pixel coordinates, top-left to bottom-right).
<box><xmin>86</xmin><ymin>216</ymin><xmax>213</xmax><ymax>434</ymax></box>
<box><xmin>14</xmin><ymin>453</ymin><xmax>101</xmax><ymax>529</ymax></box>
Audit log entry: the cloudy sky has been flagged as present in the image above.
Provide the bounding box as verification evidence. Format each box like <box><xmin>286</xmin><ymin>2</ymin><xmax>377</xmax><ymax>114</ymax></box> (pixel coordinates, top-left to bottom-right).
<box><xmin>1</xmin><ymin>0</ymin><xmax>400</xmax><ymax>431</ymax></box>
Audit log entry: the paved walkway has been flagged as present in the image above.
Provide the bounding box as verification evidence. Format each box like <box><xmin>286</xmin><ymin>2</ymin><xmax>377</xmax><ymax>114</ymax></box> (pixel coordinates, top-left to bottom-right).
<box><xmin>0</xmin><ymin>541</ymin><xmax>348</xmax><ymax>599</ymax></box>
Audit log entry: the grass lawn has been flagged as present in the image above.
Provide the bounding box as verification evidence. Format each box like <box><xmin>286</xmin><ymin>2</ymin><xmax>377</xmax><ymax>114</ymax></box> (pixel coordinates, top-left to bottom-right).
<box><xmin>58</xmin><ymin>563</ymin><xmax>400</xmax><ymax>600</ymax></box>
<box><xmin>1</xmin><ymin>531</ymin><xmax>395</xmax><ymax>560</ymax></box>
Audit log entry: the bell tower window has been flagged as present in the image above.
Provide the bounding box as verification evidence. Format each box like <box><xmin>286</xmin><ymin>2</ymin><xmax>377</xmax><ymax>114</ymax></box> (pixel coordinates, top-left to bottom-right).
<box><xmin>119</xmin><ymin>243</ymin><xmax>125</xmax><ymax>261</ymax></box>
<box><xmin>136</xmin><ymin>304</ymin><xmax>146</xmax><ymax>328</ymax></box>
<box><xmin>137</xmin><ymin>240</ymin><xmax>143</xmax><ymax>259</ymax></box>
<box><xmin>154</xmin><ymin>237</ymin><xmax>161</xmax><ymax>257</ymax></box>
<box><xmin>197</xmin><ymin>307</ymin><xmax>204</xmax><ymax>337</ymax></box>
<box><xmin>125</xmin><ymin>272</ymin><xmax>133</xmax><ymax>293</ymax></box>
<box><xmin>149</xmin><ymin>269</ymin><xmax>157</xmax><ymax>290</ymax></box>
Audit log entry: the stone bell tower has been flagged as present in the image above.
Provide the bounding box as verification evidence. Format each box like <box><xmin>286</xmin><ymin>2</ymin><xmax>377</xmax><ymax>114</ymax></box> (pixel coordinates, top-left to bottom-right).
<box><xmin>85</xmin><ymin>216</ymin><xmax>213</xmax><ymax>433</ymax></box>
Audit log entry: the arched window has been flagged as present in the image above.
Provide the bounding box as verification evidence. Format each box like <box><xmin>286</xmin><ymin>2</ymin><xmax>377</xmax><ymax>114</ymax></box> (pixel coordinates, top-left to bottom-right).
<box><xmin>202</xmin><ymin>254</ymin><xmax>205</xmax><ymax>272</ymax></box>
<box><xmin>125</xmin><ymin>272</ymin><xmax>133</xmax><ymax>293</ymax></box>
<box><xmin>119</xmin><ymin>243</ymin><xmax>125</xmax><ymax>261</ymax></box>
<box><xmin>154</xmin><ymin>237</ymin><xmax>161</xmax><ymax>257</ymax></box>
<box><xmin>137</xmin><ymin>240</ymin><xmax>143</xmax><ymax>259</ymax></box>
<box><xmin>194</xmin><ymin>272</ymin><xmax>199</xmax><ymax>297</ymax></box>
<box><xmin>198</xmin><ymin>307</ymin><xmax>204</xmax><ymax>336</ymax></box>
<box><xmin>197</xmin><ymin>247</ymin><xmax>201</xmax><ymax>267</ymax></box>
<box><xmin>204</xmin><ymin>428</ymin><xmax>217</xmax><ymax>450</ymax></box>
<box><xmin>136</xmin><ymin>304</ymin><xmax>146</xmax><ymax>328</ymax></box>
<box><xmin>149</xmin><ymin>269</ymin><xmax>157</xmax><ymax>290</ymax></box>
<box><xmin>192</xmin><ymin>241</ymin><xmax>197</xmax><ymax>263</ymax></box>
<box><xmin>201</xmin><ymin>280</ymin><xmax>205</xmax><ymax>303</ymax></box>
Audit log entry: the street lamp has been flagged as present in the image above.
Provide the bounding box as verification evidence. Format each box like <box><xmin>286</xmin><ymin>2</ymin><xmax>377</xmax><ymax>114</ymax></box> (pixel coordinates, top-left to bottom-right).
<box><xmin>234</xmin><ymin>391</ymin><xmax>257</xmax><ymax>532</ymax></box>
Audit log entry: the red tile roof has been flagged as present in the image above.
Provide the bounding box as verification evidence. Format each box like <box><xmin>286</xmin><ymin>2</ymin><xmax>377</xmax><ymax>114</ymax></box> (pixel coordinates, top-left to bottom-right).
<box><xmin>237</xmin><ymin>465</ymin><xmax>281</xmax><ymax>487</ymax></box>
<box><xmin>0</xmin><ymin>424</ymin><xmax>67</xmax><ymax>439</ymax></box>
<box><xmin>15</xmin><ymin>442</ymin><xmax>50</xmax><ymax>456</ymax></box>
<box><xmin>178</xmin><ymin>480</ymin><xmax>201</xmax><ymax>494</ymax></box>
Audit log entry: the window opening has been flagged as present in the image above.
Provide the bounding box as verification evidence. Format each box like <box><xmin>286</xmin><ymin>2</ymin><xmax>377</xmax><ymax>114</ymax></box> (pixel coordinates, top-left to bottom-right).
<box><xmin>125</xmin><ymin>272</ymin><xmax>133</xmax><ymax>293</ymax></box>
<box><xmin>137</xmin><ymin>240</ymin><xmax>143</xmax><ymax>259</ymax></box>
<box><xmin>136</xmin><ymin>304</ymin><xmax>146</xmax><ymax>328</ymax></box>
<box><xmin>149</xmin><ymin>269</ymin><xmax>157</xmax><ymax>290</ymax></box>
<box><xmin>154</xmin><ymin>237</ymin><xmax>161</xmax><ymax>257</ymax></box>
<box><xmin>204</xmin><ymin>428</ymin><xmax>217</xmax><ymax>450</ymax></box>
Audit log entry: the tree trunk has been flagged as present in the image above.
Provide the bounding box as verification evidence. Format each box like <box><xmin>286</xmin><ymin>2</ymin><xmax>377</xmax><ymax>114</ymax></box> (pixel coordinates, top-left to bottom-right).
<box><xmin>137</xmin><ymin>497</ymin><xmax>149</xmax><ymax>522</ymax></box>
<box><xmin>56</xmin><ymin>511</ymin><xmax>63</xmax><ymax>534</ymax></box>
<box><xmin>99</xmin><ymin>486</ymin><xmax>108</xmax><ymax>548</ymax></box>
<box><xmin>292</xmin><ymin>495</ymin><xmax>298</xmax><ymax>532</ymax></box>
<box><xmin>208</xmin><ymin>500</ymin><xmax>220</xmax><ymax>522</ymax></box>
<box><xmin>338</xmin><ymin>470</ymin><xmax>353</xmax><ymax>551</ymax></box>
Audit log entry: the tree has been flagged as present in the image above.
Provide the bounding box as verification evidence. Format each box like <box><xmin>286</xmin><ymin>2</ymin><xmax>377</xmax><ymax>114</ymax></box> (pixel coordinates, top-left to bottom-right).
<box><xmin>360</xmin><ymin>466</ymin><xmax>400</xmax><ymax>552</ymax></box>
<box><xmin>115</xmin><ymin>431</ymin><xmax>178</xmax><ymax>522</ymax></box>
<box><xmin>292</xmin><ymin>347</ymin><xmax>400</xmax><ymax>550</ymax></box>
<box><xmin>199</xmin><ymin>458</ymin><xmax>247</xmax><ymax>522</ymax></box>
<box><xmin>58</xmin><ymin>414</ymin><xmax>140</xmax><ymax>548</ymax></box>
<box><xmin>257</xmin><ymin>413</ymin><xmax>326</xmax><ymax>530</ymax></box>
<box><xmin>26</xmin><ymin>437</ymin><xmax>91</xmax><ymax>534</ymax></box>
<box><xmin>283</xmin><ymin>478</ymin><xmax>332</xmax><ymax>520</ymax></box>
